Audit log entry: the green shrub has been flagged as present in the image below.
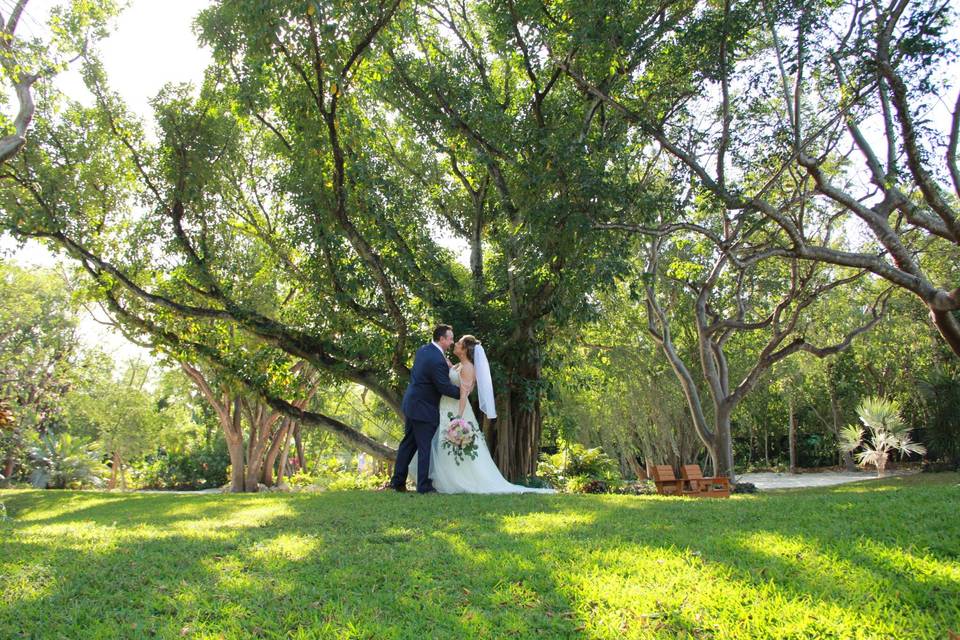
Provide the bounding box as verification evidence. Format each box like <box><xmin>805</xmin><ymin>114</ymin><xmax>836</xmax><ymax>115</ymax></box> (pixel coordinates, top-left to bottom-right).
<box><xmin>130</xmin><ymin>446</ymin><xmax>229</xmax><ymax>490</ymax></box>
<box><xmin>286</xmin><ymin>455</ymin><xmax>388</xmax><ymax>492</ymax></box>
<box><xmin>286</xmin><ymin>470</ymin><xmax>317</xmax><ymax>488</ymax></box>
<box><xmin>733</xmin><ymin>482</ymin><xmax>758</xmax><ymax>494</ymax></box>
<box><xmin>615</xmin><ymin>480</ymin><xmax>657</xmax><ymax>495</ymax></box>
<box><xmin>537</xmin><ymin>442</ymin><xmax>622</xmax><ymax>492</ymax></box>
<box><xmin>513</xmin><ymin>475</ymin><xmax>553</xmax><ymax>489</ymax></box>
<box><xmin>28</xmin><ymin>433</ymin><xmax>108</xmax><ymax>489</ymax></box>
<box><xmin>566</xmin><ymin>475</ymin><xmax>609</xmax><ymax>494</ymax></box>
<box><xmin>325</xmin><ymin>471</ymin><xmax>389</xmax><ymax>491</ymax></box>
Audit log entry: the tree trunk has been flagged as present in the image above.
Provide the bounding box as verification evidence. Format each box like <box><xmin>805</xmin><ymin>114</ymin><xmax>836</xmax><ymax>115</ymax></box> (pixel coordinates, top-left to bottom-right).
<box><xmin>260</xmin><ymin>418</ymin><xmax>290</xmax><ymax>487</ymax></box>
<box><xmin>109</xmin><ymin>451</ymin><xmax>120</xmax><ymax>490</ymax></box>
<box><xmin>789</xmin><ymin>396</ymin><xmax>798</xmax><ymax>473</ymax></box>
<box><xmin>226</xmin><ymin>435</ymin><xmax>245</xmax><ymax>493</ymax></box>
<box><xmin>764</xmin><ymin>428</ymin><xmax>770</xmax><ymax>467</ymax></box>
<box><xmin>489</xmin><ymin>374</ymin><xmax>543</xmax><ymax>481</ymax></box>
<box><xmin>876</xmin><ymin>453</ymin><xmax>887</xmax><ymax>477</ymax></box>
<box><xmin>244</xmin><ymin>461</ymin><xmax>263</xmax><ymax>492</ymax></box>
<box><xmin>277</xmin><ymin>427</ymin><xmax>293</xmax><ymax>485</ymax></box>
<box><xmin>294</xmin><ymin>424</ymin><xmax>305</xmax><ymax>472</ymax></box>
<box><xmin>1</xmin><ymin>455</ymin><xmax>13</xmax><ymax>485</ymax></box>
<box><xmin>930</xmin><ymin>307</ymin><xmax>960</xmax><ymax>359</ymax></box>
<box><xmin>713</xmin><ymin>408</ymin><xmax>735</xmax><ymax>480</ymax></box>
<box><xmin>830</xmin><ymin>393</ymin><xmax>857</xmax><ymax>471</ymax></box>
<box><xmin>485</xmin><ymin>342</ymin><xmax>545</xmax><ymax>481</ymax></box>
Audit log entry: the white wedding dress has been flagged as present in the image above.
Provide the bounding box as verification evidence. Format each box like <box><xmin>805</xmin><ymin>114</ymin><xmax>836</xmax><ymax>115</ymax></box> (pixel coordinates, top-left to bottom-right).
<box><xmin>410</xmin><ymin>366</ymin><xmax>555</xmax><ymax>494</ymax></box>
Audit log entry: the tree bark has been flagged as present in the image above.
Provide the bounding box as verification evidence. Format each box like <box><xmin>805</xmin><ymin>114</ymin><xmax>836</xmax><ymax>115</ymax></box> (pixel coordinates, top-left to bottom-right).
<box><xmin>489</xmin><ymin>356</ymin><xmax>544</xmax><ymax>481</ymax></box>
<box><xmin>261</xmin><ymin>418</ymin><xmax>292</xmax><ymax>487</ymax></box>
<box><xmin>764</xmin><ymin>428</ymin><xmax>770</xmax><ymax>467</ymax></box>
<box><xmin>294</xmin><ymin>423</ymin><xmax>305</xmax><ymax>472</ymax></box>
<box><xmin>277</xmin><ymin>426</ymin><xmax>293</xmax><ymax>485</ymax></box>
<box><xmin>830</xmin><ymin>391</ymin><xmax>857</xmax><ymax>470</ymax></box>
<box><xmin>109</xmin><ymin>451</ymin><xmax>120</xmax><ymax>490</ymax></box>
<box><xmin>226</xmin><ymin>438</ymin><xmax>245</xmax><ymax>492</ymax></box>
<box><xmin>227</xmin><ymin>398</ymin><xmax>245</xmax><ymax>492</ymax></box>
<box><xmin>714</xmin><ymin>407</ymin><xmax>735</xmax><ymax>479</ymax></box>
<box><xmin>788</xmin><ymin>395</ymin><xmax>798</xmax><ymax>473</ymax></box>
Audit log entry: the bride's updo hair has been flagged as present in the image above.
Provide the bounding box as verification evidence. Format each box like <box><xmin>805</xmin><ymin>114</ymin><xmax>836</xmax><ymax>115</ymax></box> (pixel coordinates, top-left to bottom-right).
<box><xmin>459</xmin><ymin>335</ymin><xmax>480</xmax><ymax>364</ymax></box>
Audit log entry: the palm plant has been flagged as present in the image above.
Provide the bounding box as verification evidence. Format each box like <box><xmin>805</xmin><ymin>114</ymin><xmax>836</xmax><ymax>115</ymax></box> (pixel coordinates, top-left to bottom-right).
<box><xmin>29</xmin><ymin>433</ymin><xmax>108</xmax><ymax>489</ymax></box>
<box><xmin>838</xmin><ymin>397</ymin><xmax>927</xmax><ymax>477</ymax></box>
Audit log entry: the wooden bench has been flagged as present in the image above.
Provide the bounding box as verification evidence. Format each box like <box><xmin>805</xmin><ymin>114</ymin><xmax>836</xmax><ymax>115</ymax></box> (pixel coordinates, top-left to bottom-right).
<box><xmin>650</xmin><ymin>465</ymin><xmax>687</xmax><ymax>496</ymax></box>
<box><xmin>680</xmin><ymin>464</ymin><xmax>731</xmax><ymax>498</ymax></box>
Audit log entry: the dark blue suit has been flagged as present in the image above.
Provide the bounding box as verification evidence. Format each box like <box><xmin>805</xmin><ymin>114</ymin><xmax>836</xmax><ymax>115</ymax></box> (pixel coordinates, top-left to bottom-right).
<box><xmin>391</xmin><ymin>343</ymin><xmax>461</xmax><ymax>492</ymax></box>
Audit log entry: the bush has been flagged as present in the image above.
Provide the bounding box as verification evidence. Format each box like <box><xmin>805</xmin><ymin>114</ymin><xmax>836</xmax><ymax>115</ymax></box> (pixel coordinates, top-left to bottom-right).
<box><xmin>733</xmin><ymin>482</ymin><xmax>758</xmax><ymax>494</ymax></box>
<box><xmin>284</xmin><ymin>456</ymin><xmax>389</xmax><ymax>492</ymax></box>
<box><xmin>286</xmin><ymin>470</ymin><xmax>317</xmax><ymax>488</ymax></box>
<box><xmin>615</xmin><ymin>480</ymin><xmax>658</xmax><ymax>495</ymax></box>
<box><xmin>28</xmin><ymin>433</ymin><xmax>108</xmax><ymax>489</ymax></box>
<box><xmin>513</xmin><ymin>475</ymin><xmax>553</xmax><ymax>489</ymax></box>
<box><xmin>565</xmin><ymin>475</ymin><xmax>607</xmax><ymax>494</ymax></box>
<box><xmin>537</xmin><ymin>443</ymin><xmax>623</xmax><ymax>493</ymax></box>
<box><xmin>130</xmin><ymin>446</ymin><xmax>229</xmax><ymax>491</ymax></box>
<box><xmin>325</xmin><ymin>471</ymin><xmax>389</xmax><ymax>491</ymax></box>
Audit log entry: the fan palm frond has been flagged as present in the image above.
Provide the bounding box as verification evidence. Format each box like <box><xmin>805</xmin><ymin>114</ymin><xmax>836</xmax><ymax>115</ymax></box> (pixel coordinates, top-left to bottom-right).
<box><xmin>838</xmin><ymin>424</ymin><xmax>864</xmax><ymax>453</ymax></box>
<box><xmin>894</xmin><ymin>433</ymin><xmax>927</xmax><ymax>458</ymax></box>
<box><xmin>856</xmin><ymin>397</ymin><xmax>904</xmax><ymax>433</ymax></box>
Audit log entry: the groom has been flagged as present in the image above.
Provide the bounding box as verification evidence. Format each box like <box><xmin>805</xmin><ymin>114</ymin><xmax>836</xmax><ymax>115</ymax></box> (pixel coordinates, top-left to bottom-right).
<box><xmin>389</xmin><ymin>324</ymin><xmax>462</xmax><ymax>493</ymax></box>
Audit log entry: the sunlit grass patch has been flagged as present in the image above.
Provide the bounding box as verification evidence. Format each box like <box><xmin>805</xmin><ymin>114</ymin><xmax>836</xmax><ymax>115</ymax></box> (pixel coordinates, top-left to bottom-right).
<box><xmin>0</xmin><ymin>474</ymin><xmax>957</xmax><ymax>639</ymax></box>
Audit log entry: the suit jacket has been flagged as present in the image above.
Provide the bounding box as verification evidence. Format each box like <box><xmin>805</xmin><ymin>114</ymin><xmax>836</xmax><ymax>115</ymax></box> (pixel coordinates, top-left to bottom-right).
<box><xmin>401</xmin><ymin>343</ymin><xmax>462</xmax><ymax>424</ymax></box>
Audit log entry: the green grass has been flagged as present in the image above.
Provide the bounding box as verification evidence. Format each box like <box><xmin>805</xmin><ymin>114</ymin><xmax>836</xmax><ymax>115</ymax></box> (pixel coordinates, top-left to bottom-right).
<box><xmin>1</xmin><ymin>474</ymin><xmax>958</xmax><ymax>639</ymax></box>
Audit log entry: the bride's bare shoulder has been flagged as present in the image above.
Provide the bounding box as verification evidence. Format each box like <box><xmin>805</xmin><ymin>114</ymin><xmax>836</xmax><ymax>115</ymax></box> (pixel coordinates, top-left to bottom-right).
<box><xmin>460</xmin><ymin>361</ymin><xmax>476</xmax><ymax>378</ymax></box>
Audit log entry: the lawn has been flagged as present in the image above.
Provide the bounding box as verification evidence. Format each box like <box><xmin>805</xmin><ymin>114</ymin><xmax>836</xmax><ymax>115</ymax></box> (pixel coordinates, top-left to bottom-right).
<box><xmin>0</xmin><ymin>474</ymin><xmax>958</xmax><ymax>640</ymax></box>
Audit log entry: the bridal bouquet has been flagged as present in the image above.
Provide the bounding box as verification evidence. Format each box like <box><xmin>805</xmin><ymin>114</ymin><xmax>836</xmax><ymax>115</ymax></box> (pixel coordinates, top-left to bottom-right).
<box><xmin>441</xmin><ymin>413</ymin><xmax>479</xmax><ymax>465</ymax></box>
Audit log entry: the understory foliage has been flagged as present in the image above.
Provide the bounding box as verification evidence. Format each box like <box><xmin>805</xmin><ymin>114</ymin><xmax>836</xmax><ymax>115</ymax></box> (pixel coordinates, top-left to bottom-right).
<box><xmin>28</xmin><ymin>432</ymin><xmax>107</xmax><ymax>489</ymax></box>
<box><xmin>130</xmin><ymin>446</ymin><xmax>230</xmax><ymax>491</ymax></box>
<box><xmin>537</xmin><ymin>442</ymin><xmax>623</xmax><ymax>493</ymax></box>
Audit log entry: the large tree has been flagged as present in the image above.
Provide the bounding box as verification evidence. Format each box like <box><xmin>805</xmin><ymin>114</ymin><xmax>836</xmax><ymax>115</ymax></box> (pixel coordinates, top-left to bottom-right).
<box><xmin>1</xmin><ymin>0</ymin><xmax>628</xmax><ymax>479</ymax></box>
<box><xmin>628</xmin><ymin>207</ymin><xmax>885</xmax><ymax>476</ymax></box>
<box><xmin>549</xmin><ymin>0</ymin><xmax>960</xmax><ymax>356</ymax></box>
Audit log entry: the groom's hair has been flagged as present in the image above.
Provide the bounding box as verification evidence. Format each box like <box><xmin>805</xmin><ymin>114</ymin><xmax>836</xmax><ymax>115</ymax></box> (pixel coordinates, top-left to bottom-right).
<box><xmin>432</xmin><ymin>324</ymin><xmax>453</xmax><ymax>341</ymax></box>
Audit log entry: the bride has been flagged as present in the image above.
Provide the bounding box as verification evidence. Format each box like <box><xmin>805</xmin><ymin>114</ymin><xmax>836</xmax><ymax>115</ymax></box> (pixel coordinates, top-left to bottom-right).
<box><xmin>411</xmin><ymin>335</ymin><xmax>555</xmax><ymax>494</ymax></box>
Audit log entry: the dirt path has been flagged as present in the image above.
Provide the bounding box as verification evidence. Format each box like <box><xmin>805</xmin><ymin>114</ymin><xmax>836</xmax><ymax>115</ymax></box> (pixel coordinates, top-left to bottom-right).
<box><xmin>737</xmin><ymin>469</ymin><xmax>919</xmax><ymax>490</ymax></box>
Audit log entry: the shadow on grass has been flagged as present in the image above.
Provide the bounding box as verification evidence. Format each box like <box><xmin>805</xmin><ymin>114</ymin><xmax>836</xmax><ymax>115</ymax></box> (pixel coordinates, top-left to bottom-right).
<box><xmin>488</xmin><ymin>478</ymin><xmax>960</xmax><ymax>637</ymax></box>
<box><xmin>0</xmin><ymin>491</ymin><xmax>588</xmax><ymax>638</ymax></box>
<box><xmin>0</xmin><ymin>476</ymin><xmax>957</xmax><ymax>638</ymax></box>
